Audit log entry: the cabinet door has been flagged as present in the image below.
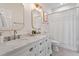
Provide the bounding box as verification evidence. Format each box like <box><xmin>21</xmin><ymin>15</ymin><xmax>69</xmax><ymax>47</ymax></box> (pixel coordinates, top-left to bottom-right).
<box><xmin>24</xmin><ymin>43</ymin><xmax>37</xmax><ymax>56</ymax></box>
<box><xmin>3</xmin><ymin>45</ymin><xmax>28</xmax><ymax>56</ymax></box>
<box><xmin>37</xmin><ymin>39</ymin><xmax>46</xmax><ymax>51</ymax></box>
<box><xmin>4</xmin><ymin>43</ymin><xmax>37</xmax><ymax>56</ymax></box>
<box><xmin>35</xmin><ymin>37</ymin><xmax>50</xmax><ymax>56</ymax></box>
<box><xmin>39</xmin><ymin>49</ymin><xmax>46</xmax><ymax>56</ymax></box>
<box><xmin>44</xmin><ymin>38</ymin><xmax>52</xmax><ymax>56</ymax></box>
<box><xmin>35</xmin><ymin>39</ymin><xmax>45</xmax><ymax>56</ymax></box>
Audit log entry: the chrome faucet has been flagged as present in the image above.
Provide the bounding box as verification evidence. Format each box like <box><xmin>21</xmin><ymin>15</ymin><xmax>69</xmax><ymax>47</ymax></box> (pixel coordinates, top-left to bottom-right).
<box><xmin>0</xmin><ymin>32</ymin><xmax>2</xmax><ymax>36</ymax></box>
<box><xmin>0</xmin><ymin>32</ymin><xmax>4</xmax><ymax>43</ymax></box>
<box><xmin>13</xmin><ymin>30</ymin><xmax>17</xmax><ymax>40</ymax></box>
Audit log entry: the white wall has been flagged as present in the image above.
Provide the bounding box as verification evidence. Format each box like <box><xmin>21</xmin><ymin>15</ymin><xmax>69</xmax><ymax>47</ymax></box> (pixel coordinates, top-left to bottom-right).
<box><xmin>0</xmin><ymin>4</ymin><xmax>32</xmax><ymax>38</ymax></box>
<box><xmin>48</xmin><ymin>5</ymin><xmax>79</xmax><ymax>51</ymax></box>
<box><xmin>76</xmin><ymin>8</ymin><xmax>79</xmax><ymax>51</ymax></box>
<box><xmin>0</xmin><ymin>3</ymin><xmax>24</xmax><ymax>30</ymax></box>
<box><xmin>48</xmin><ymin>12</ymin><xmax>64</xmax><ymax>43</ymax></box>
<box><xmin>0</xmin><ymin>3</ymin><xmax>24</xmax><ymax>37</ymax></box>
<box><xmin>17</xmin><ymin>4</ymin><xmax>32</xmax><ymax>35</ymax></box>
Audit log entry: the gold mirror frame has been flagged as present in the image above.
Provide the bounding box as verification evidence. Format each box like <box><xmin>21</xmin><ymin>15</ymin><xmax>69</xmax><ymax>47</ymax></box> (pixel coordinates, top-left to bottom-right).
<box><xmin>31</xmin><ymin>8</ymin><xmax>44</xmax><ymax>31</ymax></box>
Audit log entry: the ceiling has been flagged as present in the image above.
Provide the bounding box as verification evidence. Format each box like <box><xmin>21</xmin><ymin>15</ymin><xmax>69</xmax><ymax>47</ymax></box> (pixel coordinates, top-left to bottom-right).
<box><xmin>41</xmin><ymin>3</ymin><xmax>61</xmax><ymax>13</ymax></box>
<box><xmin>41</xmin><ymin>3</ymin><xmax>77</xmax><ymax>14</ymax></box>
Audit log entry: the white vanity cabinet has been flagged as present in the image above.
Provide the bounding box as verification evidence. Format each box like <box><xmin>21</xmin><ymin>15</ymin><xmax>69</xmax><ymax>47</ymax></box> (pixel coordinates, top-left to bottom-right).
<box><xmin>2</xmin><ymin>35</ymin><xmax>52</xmax><ymax>56</ymax></box>
<box><xmin>35</xmin><ymin>40</ymin><xmax>46</xmax><ymax>56</ymax></box>
<box><xmin>3</xmin><ymin>42</ymin><xmax>37</xmax><ymax>56</ymax></box>
<box><xmin>45</xmin><ymin>37</ymin><xmax>52</xmax><ymax>56</ymax></box>
<box><xmin>35</xmin><ymin>37</ymin><xmax>52</xmax><ymax>56</ymax></box>
<box><xmin>14</xmin><ymin>43</ymin><xmax>37</xmax><ymax>56</ymax></box>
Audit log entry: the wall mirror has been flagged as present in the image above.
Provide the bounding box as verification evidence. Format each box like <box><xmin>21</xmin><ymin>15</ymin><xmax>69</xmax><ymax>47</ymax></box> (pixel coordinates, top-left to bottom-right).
<box><xmin>0</xmin><ymin>3</ymin><xmax>24</xmax><ymax>31</ymax></box>
<box><xmin>31</xmin><ymin>9</ymin><xmax>44</xmax><ymax>33</ymax></box>
<box><xmin>31</xmin><ymin>4</ymin><xmax>44</xmax><ymax>33</ymax></box>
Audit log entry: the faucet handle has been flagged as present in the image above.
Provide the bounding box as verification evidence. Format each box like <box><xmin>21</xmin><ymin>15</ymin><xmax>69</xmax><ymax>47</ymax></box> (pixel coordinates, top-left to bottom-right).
<box><xmin>14</xmin><ymin>30</ymin><xmax>17</xmax><ymax>34</ymax></box>
<box><xmin>17</xmin><ymin>35</ymin><xmax>21</xmax><ymax>39</ymax></box>
<box><xmin>0</xmin><ymin>32</ymin><xmax>2</xmax><ymax>36</ymax></box>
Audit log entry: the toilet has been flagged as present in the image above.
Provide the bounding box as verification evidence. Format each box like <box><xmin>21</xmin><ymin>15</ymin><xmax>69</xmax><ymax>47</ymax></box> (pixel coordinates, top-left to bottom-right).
<box><xmin>51</xmin><ymin>40</ymin><xmax>60</xmax><ymax>52</ymax></box>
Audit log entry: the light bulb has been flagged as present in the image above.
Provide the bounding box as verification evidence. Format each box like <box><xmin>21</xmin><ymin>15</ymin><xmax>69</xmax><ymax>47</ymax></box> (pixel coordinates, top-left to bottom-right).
<box><xmin>60</xmin><ymin>3</ymin><xmax>64</xmax><ymax>5</ymax></box>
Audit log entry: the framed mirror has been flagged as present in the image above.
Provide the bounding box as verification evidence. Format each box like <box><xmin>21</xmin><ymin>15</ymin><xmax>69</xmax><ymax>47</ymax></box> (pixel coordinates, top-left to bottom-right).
<box><xmin>0</xmin><ymin>3</ymin><xmax>24</xmax><ymax>31</ymax></box>
<box><xmin>31</xmin><ymin>9</ymin><xmax>44</xmax><ymax>33</ymax></box>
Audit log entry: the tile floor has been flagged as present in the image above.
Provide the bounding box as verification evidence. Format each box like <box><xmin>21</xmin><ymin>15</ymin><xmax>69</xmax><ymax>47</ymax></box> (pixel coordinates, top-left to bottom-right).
<box><xmin>52</xmin><ymin>47</ymin><xmax>79</xmax><ymax>56</ymax></box>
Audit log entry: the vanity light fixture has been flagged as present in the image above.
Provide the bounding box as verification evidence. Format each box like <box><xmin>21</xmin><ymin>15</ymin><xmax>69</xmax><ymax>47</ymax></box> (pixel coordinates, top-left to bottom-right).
<box><xmin>31</xmin><ymin>3</ymin><xmax>42</xmax><ymax>10</ymax></box>
<box><xmin>31</xmin><ymin>3</ymin><xmax>44</xmax><ymax>20</ymax></box>
<box><xmin>34</xmin><ymin>3</ymin><xmax>42</xmax><ymax>9</ymax></box>
<box><xmin>60</xmin><ymin>3</ymin><xmax>64</xmax><ymax>5</ymax></box>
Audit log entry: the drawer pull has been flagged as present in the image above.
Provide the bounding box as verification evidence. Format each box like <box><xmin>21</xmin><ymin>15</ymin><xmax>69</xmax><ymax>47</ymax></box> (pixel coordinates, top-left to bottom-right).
<box><xmin>29</xmin><ymin>47</ymin><xmax>33</xmax><ymax>52</ymax></box>
<box><xmin>46</xmin><ymin>40</ymin><xmax>47</xmax><ymax>42</ymax></box>
<box><xmin>50</xmin><ymin>54</ymin><xmax>52</xmax><ymax>56</ymax></box>
<box><xmin>40</xmin><ymin>51</ymin><xmax>42</xmax><ymax>53</ymax></box>
<box><xmin>35</xmin><ymin>54</ymin><xmax>36</xmax><ymax>56</ymax></box>
<box><xmin>48</xmin><ymin>47</ymin><xmax>50</xmax><ymax>49</ymax></box>
<box><xmin>40</xmin><ymin>49</ymin><xmax>44</xmax><ymax>53</ymax></box>
<box><xmin>40</xmin><ymin>43</ymin><xmax>42</xmax><ymax>45</ymax></box>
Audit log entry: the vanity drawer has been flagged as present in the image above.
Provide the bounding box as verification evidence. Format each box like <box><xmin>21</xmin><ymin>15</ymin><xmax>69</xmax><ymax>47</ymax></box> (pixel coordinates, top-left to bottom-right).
<box><xmin>45</xmin><ymin>46</ymin><xmax>52</xmax><ymax>56</ymax></box>
<box><xmin>39</xmin><ymin>49</ymin><xmax>46</xmax><ymax>56</ymax></box>
<box><xmin>4</xmin><ymin>45</ymin><xmax>28</xmax><ymax>56</ymax></box>
<box><xmin>37</xmin><ymin>40</ymin><xmax>46</xmax><ymax>51</ymax></box>
<box><xmin>35</xmin><ymin>48</ymin><xmax>46</xmax><ymax>56</ymax></box>
<box><xmin>44</xmin><ymin>38</ymin><xmax>52</xmax><ymax>56</ymax></box>
<box><xmin>25</xmin><ymin>43</ymin><xmax>37</xmax><ymax>56</ymax></box>
<box><xmin>4</xmin><ymin>43</ymin><xmax>37</xmax><ymax>56</ymax></box>
<box><xmin>45</xmin><ymin>38</ymin><xmax>50</xmax><ymax>43</ymax></box>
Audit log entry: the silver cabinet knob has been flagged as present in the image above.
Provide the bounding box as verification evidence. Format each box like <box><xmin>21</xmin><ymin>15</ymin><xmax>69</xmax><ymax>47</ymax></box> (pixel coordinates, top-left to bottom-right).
<box><xmin>29</xmin><ymin>47</ymin><xmax>33</xmax><ymax>52</ymax></box>
<box><xmin>40</xmin><ymin>42</ymin><xmax>42</xmax><ymax>45</ymax></box>
<box><xmin>46</xmin><ymin>40</ymin><xmax>47</xmax><ymax>42</ymax></box>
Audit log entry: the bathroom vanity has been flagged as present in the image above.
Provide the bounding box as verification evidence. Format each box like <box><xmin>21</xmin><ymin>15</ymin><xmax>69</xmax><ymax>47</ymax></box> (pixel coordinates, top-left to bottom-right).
<box><xmin>0</xmin><ymin>4</ymin><xmax>52</xmax><ymax>56</ymax></box>
<box><xmin>0</xmin><ymin>34</ymin><xmax>52</xmax><ymax>56</ymax></box>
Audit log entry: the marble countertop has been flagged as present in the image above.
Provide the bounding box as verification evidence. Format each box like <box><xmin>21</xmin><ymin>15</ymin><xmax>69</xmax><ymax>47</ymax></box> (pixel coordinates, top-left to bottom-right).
<box><xmin>0</xmin><ymin>34</ymin><xmax>47</xmax><ymax>56</ymax></box>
